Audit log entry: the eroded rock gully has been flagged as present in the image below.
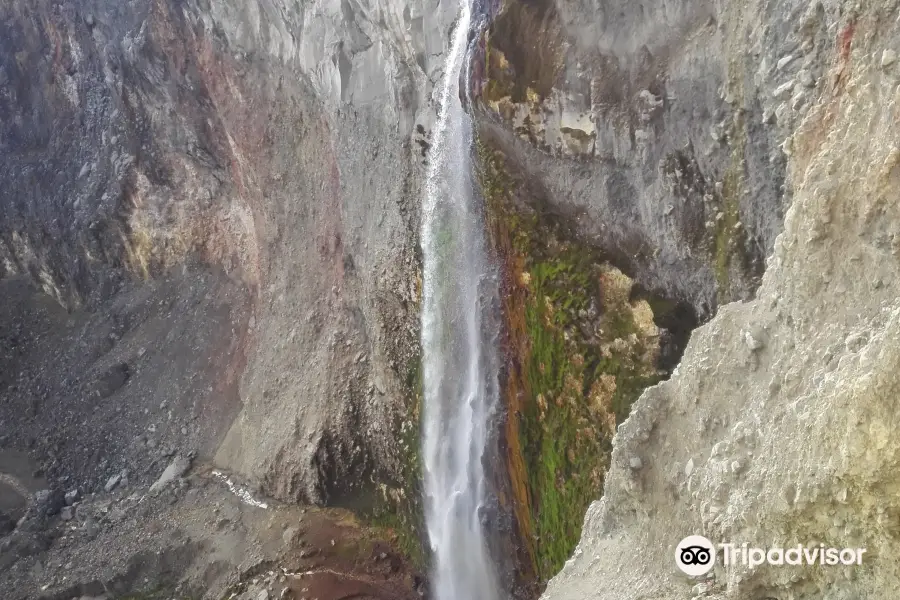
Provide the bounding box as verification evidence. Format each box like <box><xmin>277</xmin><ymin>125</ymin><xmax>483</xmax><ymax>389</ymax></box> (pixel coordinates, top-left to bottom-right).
<box><xmin>1</xmin><ymin>0</ymin><xmax>899</xmax><ymax>598</ymax></box>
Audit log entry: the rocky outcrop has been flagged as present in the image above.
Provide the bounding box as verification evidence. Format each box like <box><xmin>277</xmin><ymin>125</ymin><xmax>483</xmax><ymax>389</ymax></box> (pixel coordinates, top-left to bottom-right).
<box><xmin>540</xmin><ymin>0</ymin><xmax>900</xmax><ymax>598</ymax></box>
<box><xmin>475</xmin><ymin>0</ymin><xmax>807</xmax><ymax>315</ymax></box>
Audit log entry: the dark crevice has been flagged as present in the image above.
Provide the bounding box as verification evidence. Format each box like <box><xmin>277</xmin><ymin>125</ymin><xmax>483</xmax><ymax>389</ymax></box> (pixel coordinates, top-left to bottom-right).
<box><xmin>629</xmin><ymin>284</ymin><xmax>698</xmax><ymax>373</ymax></box>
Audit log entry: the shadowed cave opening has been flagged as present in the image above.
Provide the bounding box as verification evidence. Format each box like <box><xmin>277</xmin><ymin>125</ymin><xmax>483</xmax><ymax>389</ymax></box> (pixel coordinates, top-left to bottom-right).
<box><xmin>630</xmin><ymin>283</ymin><xmax>699</xmax><ymax>374</ymax></box>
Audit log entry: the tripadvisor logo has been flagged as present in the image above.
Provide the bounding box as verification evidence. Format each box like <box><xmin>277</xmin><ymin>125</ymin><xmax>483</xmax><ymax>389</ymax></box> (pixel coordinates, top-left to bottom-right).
<box><xmin>676</xmin><ymin>535</ymin><xmax>716</xmax><ymax>576</ymax></box>
<box><xmin>675</xmin><ymin>536</ymin><xmax>867</xmax><ymax>576</ymax></box>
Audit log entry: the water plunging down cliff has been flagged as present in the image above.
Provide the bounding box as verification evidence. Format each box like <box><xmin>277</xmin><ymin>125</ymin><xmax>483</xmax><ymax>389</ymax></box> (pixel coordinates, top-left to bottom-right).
<box><xmin>10</xmin><ymin>0</ymin><xmax>900</xmax><ymax>598</ymax></box>
<box><xmin>420</xmin><ymin>2</ymin><xmax>503</xmax><ymax>599</ymax></box>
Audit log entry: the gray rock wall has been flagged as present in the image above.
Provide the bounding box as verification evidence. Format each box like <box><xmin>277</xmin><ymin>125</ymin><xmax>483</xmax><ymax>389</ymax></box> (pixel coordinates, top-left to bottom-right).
<box><xmin>0</xmin><ymin>0</ymin><xmax>459</xmax><ymax>505</ymax></box>
<box><xmin>476</xmin><ymin>0</ymin><xmax>830</xmax><ymax>315</ymax></box>
<box><xmin>540</xmin><ymin>0</ymin><xmax>900</xmax><ymax>597</ymax></box>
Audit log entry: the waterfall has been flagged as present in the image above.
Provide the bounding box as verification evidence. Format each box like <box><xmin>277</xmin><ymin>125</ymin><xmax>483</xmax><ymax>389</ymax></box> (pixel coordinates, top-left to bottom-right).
<box><xmin>420</xmin><ymin>1</ymin><xmax>503</xmax><ymax>599</ymax></box>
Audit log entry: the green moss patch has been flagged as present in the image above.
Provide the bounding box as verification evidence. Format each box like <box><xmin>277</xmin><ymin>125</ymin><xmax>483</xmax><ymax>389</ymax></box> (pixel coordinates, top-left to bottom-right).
<box><xmin>519</xmin><ymin>249</ymin><xmax>661</xmax><ymax>579</ymax></box>
<box><xmin>477</xmin><ymin>142</ymin><xmax>663</xmax><ymax>581</ymax></box>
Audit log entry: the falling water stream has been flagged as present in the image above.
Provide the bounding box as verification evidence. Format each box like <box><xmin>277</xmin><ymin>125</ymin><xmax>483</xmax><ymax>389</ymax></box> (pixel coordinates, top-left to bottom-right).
<box><xmin>420</xmin><ymin>1</ymin><xmax>503</xmax><ymax>599</ymax></box>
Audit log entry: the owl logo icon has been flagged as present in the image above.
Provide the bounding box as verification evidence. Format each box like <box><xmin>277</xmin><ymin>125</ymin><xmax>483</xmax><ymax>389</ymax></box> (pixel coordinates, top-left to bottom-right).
<box><xmin>676</xmin><ymin>535</ymin><xmax>716</xmax><ymax>576</ymax></box>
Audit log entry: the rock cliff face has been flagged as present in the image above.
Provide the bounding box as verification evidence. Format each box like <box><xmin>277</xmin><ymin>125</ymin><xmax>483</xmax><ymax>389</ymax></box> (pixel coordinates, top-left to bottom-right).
<box><xmin>0</xmin><ymin>0</ymin><xmax>454</xmax><ymax>511</ymax></box>
<box><xmin>3</xmin><ymin>0</ymin><xmax>900</xmax><ymax>598</ymax></box>
<box><xmin>475</xmin><ymin>0</ymin><xmax>798</xmax><ymax>315</ymax></box>
<box><xmin>534</xmin><ymin>0</ymin><xmax>900</xmax><ymax>598</ymax></box>
<box><xmin>1</xmin><ymin>1</ymin><xmax>459</xmax><ymax>595</ymax></box>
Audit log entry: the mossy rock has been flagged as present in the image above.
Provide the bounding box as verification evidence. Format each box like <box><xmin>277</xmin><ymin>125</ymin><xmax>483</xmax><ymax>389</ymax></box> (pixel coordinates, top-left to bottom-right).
<box><xmin>476</xmin><ymin>141</ymin><xmax>665</xmax><ymax>581</ymax></box>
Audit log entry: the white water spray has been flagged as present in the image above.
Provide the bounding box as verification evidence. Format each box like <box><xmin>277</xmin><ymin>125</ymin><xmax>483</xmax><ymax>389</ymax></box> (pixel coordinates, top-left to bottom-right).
<box><xmin>420</xmin><ymin>2</ymin><xmax>502</xmax><ymax>599</ymax></box>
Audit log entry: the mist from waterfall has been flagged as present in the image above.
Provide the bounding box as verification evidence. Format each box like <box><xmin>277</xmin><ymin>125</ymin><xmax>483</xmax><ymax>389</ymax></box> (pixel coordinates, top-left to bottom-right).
<box><xmin>420</xmin><ymin>1</ymin><xmax>503</xmax><ymax>599</ymax></box>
